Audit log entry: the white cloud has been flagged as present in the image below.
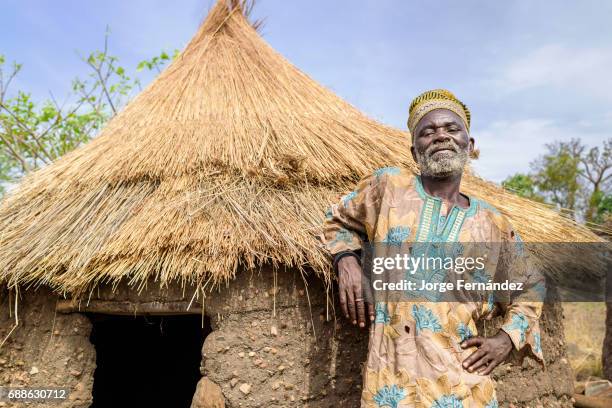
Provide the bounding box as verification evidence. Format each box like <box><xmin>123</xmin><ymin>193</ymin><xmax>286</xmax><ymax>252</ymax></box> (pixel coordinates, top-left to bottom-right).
<box><xmin>497</xmin><ymin>44</ymin><xmax>612</xmax><ymax>98</ymax></box>
<box><xmin>471</xmin><ymin>118</ymin><xmax>607</xmax><ymax>183</ymax></box>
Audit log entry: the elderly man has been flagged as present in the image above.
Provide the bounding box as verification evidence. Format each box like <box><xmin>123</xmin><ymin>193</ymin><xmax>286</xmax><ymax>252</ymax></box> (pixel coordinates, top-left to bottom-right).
<box><xmin>322</xmin><ymin>90</ymin><xmax>544</xmax><ymax>407</ymax></box>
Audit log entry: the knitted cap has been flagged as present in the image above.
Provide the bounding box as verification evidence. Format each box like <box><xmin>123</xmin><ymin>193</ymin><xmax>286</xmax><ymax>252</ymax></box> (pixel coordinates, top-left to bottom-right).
<box><xmin>407</xmin><ymin>89</ymin><xmax>470</xmax><ymax>136</ymax></box>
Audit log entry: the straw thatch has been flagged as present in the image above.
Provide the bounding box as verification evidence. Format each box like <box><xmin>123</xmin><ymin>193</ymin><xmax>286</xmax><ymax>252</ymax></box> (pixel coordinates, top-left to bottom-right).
<box><xmin>0</xmin><ymin>0</ymin><xmax>605</xmax><ymax>296</ymax></box>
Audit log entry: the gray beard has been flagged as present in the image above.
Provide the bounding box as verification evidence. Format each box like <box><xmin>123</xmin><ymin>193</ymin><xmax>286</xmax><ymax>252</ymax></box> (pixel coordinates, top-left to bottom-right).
<box><xmin>415</xmin><ymin>142</ymin><xmax>470</xmax><ymax>178</ymax></box>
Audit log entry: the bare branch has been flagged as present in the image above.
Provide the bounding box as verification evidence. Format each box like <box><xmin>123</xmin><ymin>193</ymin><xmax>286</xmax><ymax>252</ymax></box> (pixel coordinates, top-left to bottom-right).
<box><xmin>0</xmin><ymin>62</ymin><xmax>22</xmax><ymax>103</ymax></box>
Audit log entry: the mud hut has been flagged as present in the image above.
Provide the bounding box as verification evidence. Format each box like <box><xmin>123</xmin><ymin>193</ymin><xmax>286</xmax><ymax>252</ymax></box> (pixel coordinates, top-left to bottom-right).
<box><xmin>0</xmin><ymin>1</ymin><xmax>605</xmax><ymax>407</ymax></box>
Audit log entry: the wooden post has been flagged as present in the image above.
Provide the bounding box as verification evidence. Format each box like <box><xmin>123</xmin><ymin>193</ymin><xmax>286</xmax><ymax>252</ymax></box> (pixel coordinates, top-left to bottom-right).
<box><xmin>56</xmin><ymin>299</ymin><xmax>203</xmax><ymax>315</ymax></box>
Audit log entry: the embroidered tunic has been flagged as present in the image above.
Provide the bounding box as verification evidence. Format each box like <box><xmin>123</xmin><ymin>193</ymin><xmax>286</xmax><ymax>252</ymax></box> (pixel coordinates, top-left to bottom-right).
<box><xmin>322</xmin><ymin>167</ymin><xmax>544</xmax><ymax>408</ymax></box>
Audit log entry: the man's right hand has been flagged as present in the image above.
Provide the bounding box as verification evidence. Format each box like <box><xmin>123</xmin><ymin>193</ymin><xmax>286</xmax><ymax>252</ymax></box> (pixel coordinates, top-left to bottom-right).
<box><xmin>337</xmin><ymin>255</ymin><xmax>374</xmax><ymax>328</ymax></box>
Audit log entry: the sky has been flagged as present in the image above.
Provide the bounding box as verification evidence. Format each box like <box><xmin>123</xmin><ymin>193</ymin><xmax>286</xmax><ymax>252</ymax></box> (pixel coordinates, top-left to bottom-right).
<box><xmin>1</xmin><ymin>0</ymin><xmax>611</xmax><ymax>182</ymax></box>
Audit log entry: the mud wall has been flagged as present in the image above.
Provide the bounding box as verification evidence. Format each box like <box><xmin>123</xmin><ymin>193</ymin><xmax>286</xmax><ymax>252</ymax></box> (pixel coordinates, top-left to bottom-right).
<box><xmin>0</xmin><ymin>266</ymin><xmax>575</xmax><ymax>408</ymax></box>
<box><xmin>83</xmin><ymin>267</ymin><xmax>367</xmax><ymax>407</ymax></box>
<box><xmin>0</xmin><ymin>287</ymin><xmax>96</xmax><ymax>408</ymax></box>
<box><xmin>201</xmin><ymin>268</ymin><xmax>367</xmax><ymax>407</ymax></box>
<box><xmin>199</xmin><ymin>267</ymin><xmax>575</xmax><ymax>408</ymax></box>
<box><xmin>482</xmin><ymin>301</ymin><xmax>574</xmax><ymax>407</ymax></box>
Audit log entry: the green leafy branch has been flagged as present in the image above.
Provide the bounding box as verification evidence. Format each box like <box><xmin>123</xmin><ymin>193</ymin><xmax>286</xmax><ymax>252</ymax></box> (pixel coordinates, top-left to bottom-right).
<box><xmin>0</xmin><ymin>29</ymin><xmax>180</xmax><ymax>196</ymax></box>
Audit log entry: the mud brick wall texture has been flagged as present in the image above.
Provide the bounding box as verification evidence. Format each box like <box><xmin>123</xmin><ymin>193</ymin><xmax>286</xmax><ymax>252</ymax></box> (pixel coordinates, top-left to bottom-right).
<box><xmin>0</xmin><ymin>288</ymin><xmax>96</xmax><ymax>408</ymax></box>
<box><xmin>0</xmin><ymin>267</ymin><xmax>575</xmax><ymax>407</ymax></box>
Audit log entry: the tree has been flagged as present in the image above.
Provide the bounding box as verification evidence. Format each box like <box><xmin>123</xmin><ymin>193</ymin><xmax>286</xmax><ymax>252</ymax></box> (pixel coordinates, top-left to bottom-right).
<box><xmin>136</xmin><ymin>50</ymin><xmax>180</xmax><ymax>74</ymax></box>
<box><xmin>580</xmin><ymin>139</ymin><xmax>612</xmax><ymax>223</ymax></box>
<box><xmin>0</xmin><ymin>30</ymin><xmax>179</xmax><ymax>196</ymax></box>
<box><xmin>531</xmin><ymin>139</ymin><xmax>584</xmax><ymax>217</ymax></box>
<box><xmin>501</xmin><ymin>173</ymin><xmax>544</xmax><ymax>202</ymax></box>
<box><xmin>505</xmin><ymin>138</ymin><xmax>612</xmax><ymax>223</ymax></box>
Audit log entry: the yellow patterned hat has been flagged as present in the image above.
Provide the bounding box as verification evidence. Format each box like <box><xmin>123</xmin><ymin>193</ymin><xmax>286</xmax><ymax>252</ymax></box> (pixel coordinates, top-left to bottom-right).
<box><xmin>407</xmin><ymin>89</ymin><xmax>471</xmax><ymax>136</ymax></box>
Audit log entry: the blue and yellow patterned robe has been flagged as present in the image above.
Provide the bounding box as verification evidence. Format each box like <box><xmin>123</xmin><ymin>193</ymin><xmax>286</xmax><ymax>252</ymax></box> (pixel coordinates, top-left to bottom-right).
<box><xmin>322</xmin><ymin>167</ymin><xmax>544</xmax><ymax>408</ymax></box>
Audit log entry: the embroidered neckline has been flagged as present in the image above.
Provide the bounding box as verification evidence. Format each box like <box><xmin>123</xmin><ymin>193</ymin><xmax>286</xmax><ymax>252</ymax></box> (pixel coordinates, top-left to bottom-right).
<box><xmin>414</xmin><ymin>176</ymin><xmax>477</xmax><ymax>242</ymax></box>
<box><xmin>407</xmin><ymin>176</ymin><xmax>477</xmax><ymax>300</ymax></box>
<box><xmin>414</xmin><ymin>175</ymin><xmax>475</xmax><ymax>214</ymax></box>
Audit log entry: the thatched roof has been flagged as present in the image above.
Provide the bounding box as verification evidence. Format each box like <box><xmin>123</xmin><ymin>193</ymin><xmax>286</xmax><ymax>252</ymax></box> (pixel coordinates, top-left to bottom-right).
<box><xmin>0</xmin><ymin>0</ymin><xmax>604</xmax><ymax>296</ymax></box>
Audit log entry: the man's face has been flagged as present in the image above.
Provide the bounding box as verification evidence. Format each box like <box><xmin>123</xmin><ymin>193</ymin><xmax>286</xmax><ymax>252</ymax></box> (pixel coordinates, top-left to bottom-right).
<box><xmin>411</xmin><ymin>109</ymin><xmax>474</xmax><ymax>178</ymax></box>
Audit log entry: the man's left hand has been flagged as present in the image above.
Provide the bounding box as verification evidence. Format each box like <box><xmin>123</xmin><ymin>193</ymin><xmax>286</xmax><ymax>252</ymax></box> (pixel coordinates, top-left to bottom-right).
<box><xmin>461</xmin><ymin>330</ymin><xmax>513</xmax><ymax>375</ymax></box>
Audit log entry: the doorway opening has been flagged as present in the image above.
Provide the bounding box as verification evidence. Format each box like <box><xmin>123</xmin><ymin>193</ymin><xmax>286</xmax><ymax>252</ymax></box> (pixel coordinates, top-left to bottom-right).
<box><xmin>88</xmin><ymin>314</ymin><xmax>210</xmax><ymax>408</ymax></box>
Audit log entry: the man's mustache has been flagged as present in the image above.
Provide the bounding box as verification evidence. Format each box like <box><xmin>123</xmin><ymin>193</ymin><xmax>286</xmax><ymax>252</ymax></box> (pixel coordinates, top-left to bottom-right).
<box><xmin>421</xmin><ymin>141</ymin><xmax>460</xmax><ymax>157</ymax></box>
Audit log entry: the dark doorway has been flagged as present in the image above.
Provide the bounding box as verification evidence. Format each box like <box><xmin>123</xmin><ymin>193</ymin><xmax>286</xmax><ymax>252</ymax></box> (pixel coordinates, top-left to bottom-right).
<box><xmin>88</xmin><ymin>314</ymin><xmax>210</xmax><ymax>408</ymax></box>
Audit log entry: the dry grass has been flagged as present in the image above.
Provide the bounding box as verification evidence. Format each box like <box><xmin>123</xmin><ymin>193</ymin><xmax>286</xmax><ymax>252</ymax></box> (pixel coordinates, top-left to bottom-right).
<box><xmin>0</xmin><ymin>0</ymin><xmax>608</xmax><ymax>297</ymax></box>
<box><xmin>563</xmin><ymin>302</ymin><xmax>606</xmax><ymax>379</ymax></box>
